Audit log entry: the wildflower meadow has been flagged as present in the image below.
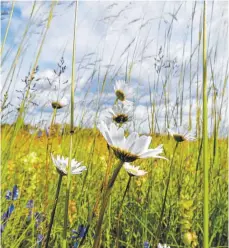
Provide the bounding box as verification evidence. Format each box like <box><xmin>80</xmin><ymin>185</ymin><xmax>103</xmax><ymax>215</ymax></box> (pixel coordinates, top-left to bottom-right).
<box><xmin>1</xmin><ymin>1</ymin><xmax>228</xmax><ymax>248</ymax></box>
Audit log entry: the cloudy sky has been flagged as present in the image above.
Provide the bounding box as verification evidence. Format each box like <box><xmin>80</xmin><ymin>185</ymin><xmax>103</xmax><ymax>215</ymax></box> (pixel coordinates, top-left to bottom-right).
<box><xmin>1</xmin><ymin>1</ymin><xmax>228</xmax><ymax>135</ymax></box>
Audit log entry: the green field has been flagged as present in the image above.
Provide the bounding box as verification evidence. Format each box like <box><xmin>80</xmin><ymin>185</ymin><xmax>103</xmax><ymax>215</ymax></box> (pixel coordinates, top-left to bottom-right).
<box><xmin>1</xmin><ymin>124</ymin><xmax>228</xmax><ymax>247</ymax></box>
<box><xmin>1</xmin><ymin>1</ymin><xmax>228</xmax><ymax>248</ymax></box>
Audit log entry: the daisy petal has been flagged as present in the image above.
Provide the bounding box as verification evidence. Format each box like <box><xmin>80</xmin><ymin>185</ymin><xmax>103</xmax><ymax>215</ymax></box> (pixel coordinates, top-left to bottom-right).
<box><xmin>131</xmin><ymin>136</ymin><xmax>152</xmax><ymax>154</ymax></box>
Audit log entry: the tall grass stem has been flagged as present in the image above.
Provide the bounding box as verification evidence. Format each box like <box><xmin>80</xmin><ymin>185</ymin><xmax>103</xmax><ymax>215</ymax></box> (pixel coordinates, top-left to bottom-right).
<box><xmin>0</xmin><ymin>0</ymin><xmax>15</xmax><ymax>56</ymax></box>
<box><xmin>115</xmin><ymin>176</ymin><xmax>132</xmax><ymax>248</ymax></box>
<box><xmin>63</xmin><ymin>1</ymin><xmax>78</xmax><ymax>247</ymax></box>
<box><xmin>155</xmin><ymin>141</ymin><xmax>178</xmax><ymax>243</ymax></box>
<box><xmin>203</xmin><ymin>1</ymin><xmax>209</xmax><ymax>248</ymax></box>
<box><xmin>2</xmin><ymin>1</ymin><xmax>36</xmax><ymax>93</ymax></box>
<box><xmin>93</xmin><ymin>161</ymin><xmax>124</xmax><ymax>248</ymax></box>
<box><xmin>45</xmin><ymin>174</ymin><xmax>63</xmax><ymax>248</ymax></box>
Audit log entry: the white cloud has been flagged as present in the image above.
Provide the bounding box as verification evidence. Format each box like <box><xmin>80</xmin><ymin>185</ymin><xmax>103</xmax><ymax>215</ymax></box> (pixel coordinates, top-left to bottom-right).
<box><xmin>1</xmin><ymin>1</ymin><xmax>228</xmax><ymax>136</ymax></box>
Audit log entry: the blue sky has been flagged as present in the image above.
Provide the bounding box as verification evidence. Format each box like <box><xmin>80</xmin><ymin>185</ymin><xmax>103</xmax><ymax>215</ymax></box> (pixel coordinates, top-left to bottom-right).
<box><xmin>1</xmin><ymin>1</ymin><xmax>228</xmax><ymax>135</ymax></box>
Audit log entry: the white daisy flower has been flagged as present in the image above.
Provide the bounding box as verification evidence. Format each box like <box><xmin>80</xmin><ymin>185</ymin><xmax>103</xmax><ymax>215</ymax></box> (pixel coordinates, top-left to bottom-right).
<box><xmin>123</xmin><ymin>163</ymin><xmax>147</xmax><ymax>177</ymax></box>
<box><xmin>168</xmin><ymin>126</ymin><xmax>196</xmax><ymax>142</ymax></box>
<box><xmin>114</xmin><ymin>80</ymin><xmax>133</xmax><ymax>103</ymax></box>
<box><xmin>51</xmin><ymin>96</ymin><xmax>68</xmax><ymax>109</ymax></box>
<box><xmin>51</xmin><ymin>154</ymin><xmax>86</xmax><ymax>176</ymax></box>
<box><xmin>98</xmin><ymin>122</ymin><xmax>167</xmax><ymax>162</ymax></box>
<box><xmin>158</xmin><ymin>243</ymin><xmax>170</xmax><ymax>248</ymax></box>
<box><xmin>106</xmin><ymin>102</ymin><xmax>133</xmax><ymax>125</ymax></box>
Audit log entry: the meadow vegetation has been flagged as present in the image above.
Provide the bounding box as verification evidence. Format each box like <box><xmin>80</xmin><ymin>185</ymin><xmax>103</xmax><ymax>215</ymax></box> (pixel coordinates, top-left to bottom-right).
<box><xmin>1</xmin><ymin>1</ymin><xmax>228</xmax><ymax>248</ymax></box>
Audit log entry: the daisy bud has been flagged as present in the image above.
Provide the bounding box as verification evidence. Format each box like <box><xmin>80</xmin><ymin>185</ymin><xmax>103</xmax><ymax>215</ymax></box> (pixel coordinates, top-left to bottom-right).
<box><xmin>51</xmin><ymin>97</ymin><xmax>68</xmax><ymax>109</ymax></box>
<box><xmin>114</xmin><ymin>80</ymin><xmax>133</xmax><ymax>104</ymax></box>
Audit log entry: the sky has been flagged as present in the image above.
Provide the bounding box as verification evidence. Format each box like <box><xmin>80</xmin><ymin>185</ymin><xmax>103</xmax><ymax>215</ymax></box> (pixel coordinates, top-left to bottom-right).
<box><xmin>1</xmin><ymin>1</ymin><xmax>228</xmax><ymax>136</ymax></box>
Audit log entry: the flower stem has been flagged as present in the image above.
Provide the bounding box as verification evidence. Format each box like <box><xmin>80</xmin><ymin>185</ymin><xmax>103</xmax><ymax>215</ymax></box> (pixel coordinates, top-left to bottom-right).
<box><xmin>203</xmin><ymin>1</ymin><xmax>209</xmax><ymax>247</ymax></box>
<box><xmin>50</xmin><ymin>107</ymin><xmax>57</xmax><ymax>127</ymax></box>
<box><xmin>115</xmin><ymin>176</ymin><xmax>132</xmax><ymax>248</ymax></box>
<box><xmin>114</xmin><ymin>97</ymin><xmax>118</xmax><ymax>106</ymax></box>
<box><xmin>44</xmin><ymin>108</ymin><xmax>57</xmax><ymax>210</ymax></box>
<box><xmin>93</xmin><ymin>160</ymin><xmax>124</xmax><ymax>248</ymax></box>
<box><xmin>45</xmin><ymin>174</ymin><xmax>63</xmax><ymax>248</ymax></box>
<box><xmin>155</xmin><ymin>141</ymin><xmax>179</xmax><ymax>243</ymax></box>
<box><xmin>63</xmin><ymin>135</ymin><xmax>73</xmax><ymax>248</ymax></box>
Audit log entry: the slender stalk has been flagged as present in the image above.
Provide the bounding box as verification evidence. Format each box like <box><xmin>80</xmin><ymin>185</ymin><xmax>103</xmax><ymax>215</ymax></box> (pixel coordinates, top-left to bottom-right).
<box><xmin>115</xmin><ymin>176</ymin><xmax>132</xmax><ymax>248</ymax></box>
<box><xmin>79</xmin><ymin>151</ymin><xmax>113</xmax><ymax>247</ymax></box>
<box><xmin>203</xmin><ymin>1</ymin><xmax>209</xmax><ymax>248</ymax></box>
<box><xmin>93</xmin><ymin>160</ymin><xmax>124</xmax><ymax>248</ymax></box>
<box><xmin>194</xmin><ymin>137</ymin><xmax>203</xmax><ymax>192</ymax></box>
<box><xmin>45</xmin><ymin>174</ymin><xmax>63</xmax><ymax>248</ymax></box>
<box><xmin>63</xmin><ymin>135</ymin><xmax>73</xmax><ymax>248</ymax></box>
<box><xmin>17</xmin><ymin>0</ymin><xmax>57</xmax><ymax>120</ymax></box>
<box><xmin>0</xmin><ymin>0</ymin><xmax>15</xmax><ymax>56</ymax></box>
<box><xmin>44</xmin><ymin>107</ymin><xmax>57</xmax><ymax>208</ymax></box>
<box><xmin>84</xmin><ymin>99</ymin><xmax>119</xmax><ymax>246</ymax></box>
<box><xmin>63</xmin><ymin>2</ymin><xmax>78</xmax><ymax>247</ymax></box>
<box><xmin>2</xmin><ymin>0</ymin><xmax>57</xmax><ymax>164</ymax></box>
<box><xmin>155</xmin><ymin>141</ymin><xmax>179</xmax><ymax>243</ymax></box>
<box><xmin>2</xmin><ymin>1</ymin><xmax>36</xmax><ymax>92</ymax></box>
<box><xmin>78</xmin><ymin>186</ymin><xmax>102</xmax><ymax>247</ymax></box>
<box><xmin>196</xmin><ymin>12</ymin><xmax>202</xmax><ymax>139</ymax></box>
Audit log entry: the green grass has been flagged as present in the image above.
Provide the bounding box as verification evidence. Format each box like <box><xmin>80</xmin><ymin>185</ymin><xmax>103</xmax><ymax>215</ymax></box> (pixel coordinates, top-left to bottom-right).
<box><xmin>1</xmin><ymin>1</ymin><xmax>228</xmax><ymax>247</ymax></box>
<box><xmin>1</xmin><ymin>125</ymin><xmax>228</xmax><ymax>247</ymax></box>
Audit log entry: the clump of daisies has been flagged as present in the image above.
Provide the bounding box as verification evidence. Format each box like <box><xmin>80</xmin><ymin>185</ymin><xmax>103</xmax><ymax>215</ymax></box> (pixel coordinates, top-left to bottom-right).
<box><xmin>101</xmin><ymin>81</ymin><xmax>134</xmax><ymax>127</ymax></box>
<box><xmin>92</xmin><ymin>80</ymin><xmax>167</xmax><ymax>248</ymax></box>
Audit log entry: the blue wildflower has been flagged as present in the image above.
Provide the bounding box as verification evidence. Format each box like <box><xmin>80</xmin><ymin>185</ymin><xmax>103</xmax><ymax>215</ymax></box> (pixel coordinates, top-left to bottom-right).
<box><xmin>71</xmin><ymin>225</ymin><xmax>87</xmax><ymax>240</ymax></box>
<box><xmin>37</xmin><ymin>234</ymin><xmax>43</xmax><ymax>247</ymax></box>
<box><xmin>1</xmin><ymin>204</ymin><xmax>15</xmax><ymax>233</ymax></box>
<box><xmin>71</xmin><ymin>230</ymin><xmax>78</xmax><ymax>239</ymax></box>
<box><xmin>26</xmin><ymin>200</ymin><xmax>34</xmax><ymax>209</ymax></box>
<box><xmin>4</xmin><ymin>204</ymin><xmax>15</xmax><ymax>220</ymax></box>
<box><xmin>144</xmin><ymin>241</ymin><xmax>150</xmax><ymax>248</ymax></box>
<box><xmin>26</xmin><ymin>200</ymin><xmax>34</xmax><ymax>222</ymax></box>
<box><xmin>5</xmin><ymin>190</ymin><xmax>12</xmax><ymax>200</ymax></box>
<box><xmin>12</xmin><ymin>185</ymin><xmax>19</xmax><ymax>200</ymax></box>
<box><xmin>34</xmin><ymin>212</ymin><xmax>45</xmax><ymax>228</ymax></box>
<box><xmin>2</xmin><ymin>185</ymin><xmax>18</xmax><ymax>234</ymax></box>
<box><xmin>71</xmin><ymin>225</ymin><xmax>86</xmax><ymax>247</ymax></box>
<box><xmin>5</xmin><ymin>185</ymin><xmax>19</xmax><ymax>201</ymax></box>
<box><xmin>77</xmin><ymin>225</ymin><xmax>87</xmax><ymax>238</ymax></box>
<box><xmin>1</xmin><ymin>224</ymin><xmax>5</xmax><ymax>233</ymax></box>
<box><xmin>73</xmin><ymin>242</ymin><xmax>79</xmax><ymax>248</ymax></box>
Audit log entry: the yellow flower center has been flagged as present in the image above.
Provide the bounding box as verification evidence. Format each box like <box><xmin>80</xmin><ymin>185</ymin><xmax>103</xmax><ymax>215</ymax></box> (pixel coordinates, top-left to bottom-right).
<box><xmin>111</xmin><ymin>146</ymin><xmax>138</xmax><ymax>162</ymax></box>
<box><xmin>113</xmin><ymin>114</ymin><xmax>129</xmax><ymax>124</ymax></box>
<box><xmin>173</xmin><ymin>134</ymin><xmax>185</xmax><ymax>142</ymax></box>
<box><xmin>52</xmin><ymin>101</ymin><xmax>62</xmax><ymax>109</ymax></box>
